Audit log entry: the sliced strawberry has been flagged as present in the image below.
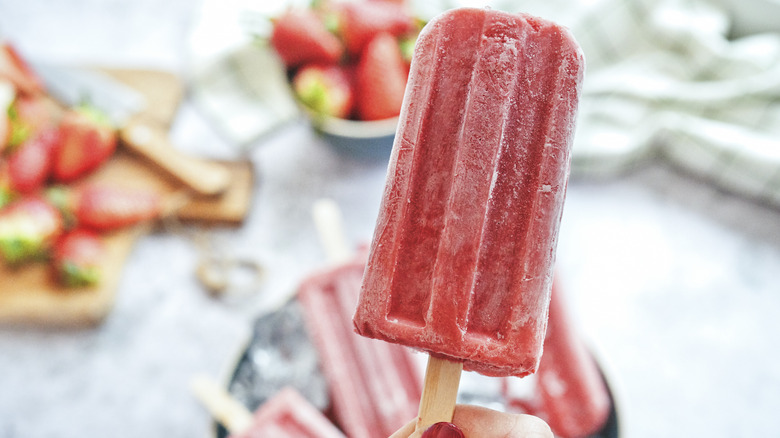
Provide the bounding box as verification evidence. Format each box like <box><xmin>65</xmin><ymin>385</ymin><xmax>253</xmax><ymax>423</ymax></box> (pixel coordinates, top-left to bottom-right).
<box><xmin>0</xmin><ymin>42</ymin><xmax>45</xmax><ymax>96</ymax></box>
<box><xmin>270</xmin><ymin>8</ymin><xmax>344</xmax><ymax>69</ymax></box>
<box><xmin>334</xmin><ymin>1</ymin><xmax>415</xmax><ymax>57</ymax></box>
<box><xmin>0</xmin><ymin>196</ymin><xmax>63</xmax><ymax>265</ymax></box>
<box><xmin>354</xmin><ymin>33</ymin><xmax>408</xmax><ymax>121</ymax></box>
<box><xmin>51</xmin><ymin>105</ymin><xmax>116</xmax><ymax>183</ymax></box>
<box><xmin>52</xmin><ymin>228</ymin><xmax>104</xmax><ymax>287</ymax></box>
<box><xmin>9</xmin><ymin>95</ymin><xmax>61</xmax><ymax>148</ymax></box>
<box><xmin>293</xmin><ymin>64</ymin><xmax>354</xmax><ymax>119</ymax></box>
<box><xmin>7</xmin><ymin>128</ymin><xmax>59</xmax><ymax>193</ymax></box>
<box><xmin>72</xmin><ymin>184</ymin><xmax>162</xmax><ymax>231</ymax></box>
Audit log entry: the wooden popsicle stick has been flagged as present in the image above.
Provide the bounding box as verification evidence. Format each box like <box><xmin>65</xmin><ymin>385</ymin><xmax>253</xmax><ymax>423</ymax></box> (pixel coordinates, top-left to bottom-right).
<box><xmin>411</xmin><ymin>356</ymin><xmax>463</xmax><ymax>438</ymax></box>
<box><xmin>120</xmin><ymin>118</ymin><xmax>232</xmax><ymax>196</ymax></box>
<box><xmin>190</xmin><ymin>374</ymin><xmax>253</xmax><ymax>434</ymax></box>
<box><xmin>312</xmin><ymin>198</ymin><xmax>352</xmax><ymax>264</ymax></box>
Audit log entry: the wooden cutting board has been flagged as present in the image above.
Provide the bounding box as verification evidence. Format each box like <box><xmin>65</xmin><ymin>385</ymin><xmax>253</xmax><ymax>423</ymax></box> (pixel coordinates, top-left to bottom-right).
<box><xmin>0</xmin><ymin>69</ymin><xmax>255</xmax><ymax>328</ymax></box>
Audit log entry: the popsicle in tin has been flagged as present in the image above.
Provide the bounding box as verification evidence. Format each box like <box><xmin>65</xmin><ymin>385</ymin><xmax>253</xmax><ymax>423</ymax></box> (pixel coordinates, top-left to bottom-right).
<box><xmin>299</xmin><ymin>199</ymin><xmax>423</xmax><ymax>438</ymax></box>
<box><xmin>535</xmin><ymin>280</ymin><xmax>611</xmax><ymax>437</ymax></box>
<box><xmin>232</xmin><ymin>387</ymin><xmax>346</xmax><ymax>438</ymax></box>
<box><xmin>191</xmin><ymin>378</ymin><xmax>344</xmax><ymax>438</ymax></box>
<box><xmin>299</xmin><ymin>260</ymin><xmax>423</xmax><ymax>438</ymax></box>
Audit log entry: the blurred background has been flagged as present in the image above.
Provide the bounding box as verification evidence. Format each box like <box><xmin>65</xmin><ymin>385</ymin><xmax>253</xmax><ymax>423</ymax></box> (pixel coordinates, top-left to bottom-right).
<box><xmin>1</xmin><ymin>0</ymin><xmax>779</xmax><ymax>437</ymax></box>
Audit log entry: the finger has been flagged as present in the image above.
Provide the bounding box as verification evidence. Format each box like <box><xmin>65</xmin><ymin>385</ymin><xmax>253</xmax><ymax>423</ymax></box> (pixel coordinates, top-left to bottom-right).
<box><xmin>452</xmin><ymin>405</ymin><xmax>553</xmax><ymax>438</ymax></box>
<box><xmin>387</xmin><ymin>405</ymin><xmax>553</xmax><ymax>438</ymax></box>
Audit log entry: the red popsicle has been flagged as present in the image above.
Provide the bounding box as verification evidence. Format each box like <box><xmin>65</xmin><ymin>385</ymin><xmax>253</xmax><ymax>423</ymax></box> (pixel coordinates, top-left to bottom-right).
<box><xmin>191</xmin><ymin>378</ymin><xmax>344</xmax><ymax>438</ymax></box>
<box><xmin>299</xmin><ymin>259</ymin><xmax>423</xmax><ymax>438</ymax></box>
<box><xmin>535</xmin><ymin>280</ymin><xmax>611</xmax><ymax>437</ymax></box>
<box><xmin>230</xmin><ymin>387</ymin><xmax>345</xmax><ymax>438</ymax></box>
<box><xmin>352</xmin><ymin>6</ymin><xmax>584</xmax><ymax>434</ymax></box>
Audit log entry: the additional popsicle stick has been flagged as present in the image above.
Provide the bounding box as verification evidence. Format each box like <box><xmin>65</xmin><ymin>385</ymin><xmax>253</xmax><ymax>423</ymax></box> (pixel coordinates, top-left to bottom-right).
<box><xmin>312</xmin><ymin>198</ymin><xmax>352</xmax><ymax>264</ymax></box>
<box><xmin>100</xmin><ymin>68</ymin><xmax>232</xmax><ymax>196</ymax></box>
<box><xmin>190</xmin><ymin>374</ymin><xmax>253</xmax><ymax>434</ymax></box>
<box><xmin>121</xmin><ymin>118</ymin><xmax>232</xmax><ymax>196</ymax></box>
<box><xmin>313</xmin><ymin>199</ymin><xmax>457</xmax><ymax>437</ymax></box>
<box><xmin>412</xmin><ymin>356</ymin><xmax>463</xmax><ymax>438</ymax></box>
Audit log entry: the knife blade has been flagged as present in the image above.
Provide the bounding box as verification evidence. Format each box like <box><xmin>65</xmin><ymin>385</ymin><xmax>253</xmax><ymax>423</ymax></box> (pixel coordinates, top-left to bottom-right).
<box><xmin>31</xmin><ymin>62</ymin><xmax>231</xmax><ymax>196</ymax></box>
<box><xmin>32</xmin><ymin>63</ymin><xmax>146</xmax><ymax>126</ymax></box>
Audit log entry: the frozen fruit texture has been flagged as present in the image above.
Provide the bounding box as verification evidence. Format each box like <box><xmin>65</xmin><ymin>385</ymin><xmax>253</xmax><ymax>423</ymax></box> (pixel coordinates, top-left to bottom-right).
<box><xmin>353</xmin><ymin>7</ymin><xmax>585</xmax><ymax>377</ymax></box>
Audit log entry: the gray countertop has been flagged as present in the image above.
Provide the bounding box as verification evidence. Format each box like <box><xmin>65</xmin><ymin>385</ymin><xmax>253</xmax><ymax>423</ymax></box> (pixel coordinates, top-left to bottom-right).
<box><xmin>1</xmin><ymin>1</ymin><xmax>779</xmax><ymax>437</ymax></box>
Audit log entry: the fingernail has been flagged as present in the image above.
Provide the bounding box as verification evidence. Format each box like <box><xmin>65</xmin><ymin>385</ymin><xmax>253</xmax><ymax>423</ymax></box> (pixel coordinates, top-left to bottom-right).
<box><xmin>421</xmin><ymin>422</ymin><xmax>465</xmax><ymax>438</ymax></box>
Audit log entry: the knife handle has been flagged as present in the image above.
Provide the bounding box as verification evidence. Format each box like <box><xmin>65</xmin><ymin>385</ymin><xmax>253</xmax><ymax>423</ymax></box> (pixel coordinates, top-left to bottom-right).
<box><xmin>119</xmin><ymin>118</ymin><xmax>232</xmax><ymax>196</ymax></box>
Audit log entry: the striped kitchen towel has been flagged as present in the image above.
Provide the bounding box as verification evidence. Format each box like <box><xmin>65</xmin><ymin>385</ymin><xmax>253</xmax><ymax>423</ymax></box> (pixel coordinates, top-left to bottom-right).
<box><xmin>420</xmin><ymin>0</ymin><xmax>780</xmax><ymax>206</ymax></box>
<box><xmin>189</xmin><ymin>0</ymin><xmax>780</xmax><ymax>206</ymax></box>
<box><xmin>565</xmin><ymin>0</ymin><xmax>780</xmax><ymax>207</ymax></box>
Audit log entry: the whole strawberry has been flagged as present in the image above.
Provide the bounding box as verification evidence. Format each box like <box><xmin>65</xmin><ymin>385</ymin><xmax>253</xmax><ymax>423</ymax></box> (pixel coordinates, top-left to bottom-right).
<box><xmin>333</xmin><ymin>1</ymin><xmax>416</xmax><ymax>57</ymax></box>
<box><xmin>51</xmin><ymin>105</ymin><xmax>116</xmax><ymax>183</ymax></box>
<box><xmin>52</xmin><ymin>228</ymin><xmax>105</xmax><ymax>287</ymax></box>
<box><xmin>354</xmin><ymin>33</ymin><xmax>408</xmax><ymax>121</ymax></box>
<box><xmin>0</xmin><ymin>196</ymin><xmax>63</xmax><ymax>265</ymax></box>
<box><xmin>270</xmin><ymin>8</ymin><xmax>345</xmax><ymax>69</ymax></box>
<box><xmin>293</xmin><ymin>64</ymin><xmax>354</xmax><ymax>119</ymax></box>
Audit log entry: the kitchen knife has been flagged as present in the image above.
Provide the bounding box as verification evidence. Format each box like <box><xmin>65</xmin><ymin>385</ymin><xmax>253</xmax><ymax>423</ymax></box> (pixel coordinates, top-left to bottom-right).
<box><xmin>32</xmin><ymin>63</ymin><xmax>232</xmax><ymax>196</ymax></box>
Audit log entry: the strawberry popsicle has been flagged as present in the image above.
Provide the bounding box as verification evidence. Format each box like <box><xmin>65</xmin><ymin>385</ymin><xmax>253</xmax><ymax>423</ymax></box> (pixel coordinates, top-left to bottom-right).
<box><xmin>354</xmin><ymin>6</ymin><xmax>584</xmax><ymax>377</ymax></box>
<box><xmin>352</xmin><ymin>6</ymin><xmax>584</xmax><ymax>432</ymax></box>
<box><xmin>298</xmin><ymin>259</ymin><xmax>423</xmax><ymax>438</ymax></box>
<box><xmin>535</xmin><ymin>280</ymin><xmax>611</xmax><ymax>438</ymax></box>
<box><xmin>191</xmin><ymin>378</ymin><xmax>344</xmax><ymax>438</ymax></box>
<box><xmin>230</xmin><ymin>387</ymin><xmax>346</xmax><ymax>438</ymax></box>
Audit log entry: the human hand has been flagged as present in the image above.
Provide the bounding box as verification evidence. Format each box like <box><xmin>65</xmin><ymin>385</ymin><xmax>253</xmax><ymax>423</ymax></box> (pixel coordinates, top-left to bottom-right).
<box><xmin>389</xmin><ymin>404</ymin><xmax>553</xmax><ymax>438</ymax></box>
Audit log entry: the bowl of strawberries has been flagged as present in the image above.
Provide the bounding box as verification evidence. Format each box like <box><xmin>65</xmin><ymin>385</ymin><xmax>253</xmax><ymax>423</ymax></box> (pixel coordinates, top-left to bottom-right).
<box><xmin>268</xmin><ymin>0</ymin><xmax>421</xmax><ymax>159</ymax></box>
